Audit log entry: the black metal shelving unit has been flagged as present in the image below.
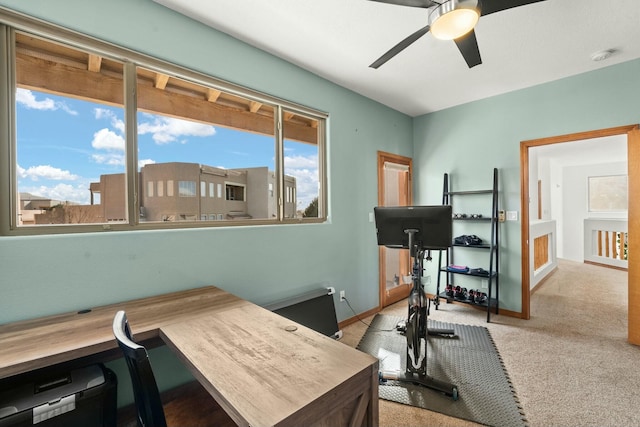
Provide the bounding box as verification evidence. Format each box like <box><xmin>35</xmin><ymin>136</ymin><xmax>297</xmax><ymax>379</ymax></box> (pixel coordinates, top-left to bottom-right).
<box><xmin>435</xmin><ymin>168</ymin><xmax>499</xmax><ymax>322</ymax></box>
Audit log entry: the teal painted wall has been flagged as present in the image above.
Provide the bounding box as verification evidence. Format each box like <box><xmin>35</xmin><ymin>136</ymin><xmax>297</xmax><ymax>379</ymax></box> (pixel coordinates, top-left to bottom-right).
<box><xmin>2</xmin><ymin>0</ymin><xmax>639</xmax><ymax>409</ymax></box>
<box><xmin>0</xmin><ymin>0</ymin><xmax>413</xmax><ymax>321</ymax></box>
<box><xmin>0</xmin><ymin>0</ymin><xmax>412</xmax><ymax>405</ymax></box>
<box><xmin>414</xmin><ymin>59</ymin><xmax>640</xmax><ymax>312</ymax></box>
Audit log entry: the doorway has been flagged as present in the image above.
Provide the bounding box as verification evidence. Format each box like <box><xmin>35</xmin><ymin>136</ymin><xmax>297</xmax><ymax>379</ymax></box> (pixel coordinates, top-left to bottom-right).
<box><xmin>520</xmin><ymin>125</ymin><xmax>640</xmax><ymax>345</ymax></box>
<box><xmin>377</xmin><ymin>151</ymin><xmax>413</xmax><ymax>308</ymax></box>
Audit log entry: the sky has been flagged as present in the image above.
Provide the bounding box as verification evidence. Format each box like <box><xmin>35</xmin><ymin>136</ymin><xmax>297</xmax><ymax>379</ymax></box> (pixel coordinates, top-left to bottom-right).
<box><xmin>16</xmin><ymin>89</ymin><xmax>319</xmax><ymax>210</ymax></box>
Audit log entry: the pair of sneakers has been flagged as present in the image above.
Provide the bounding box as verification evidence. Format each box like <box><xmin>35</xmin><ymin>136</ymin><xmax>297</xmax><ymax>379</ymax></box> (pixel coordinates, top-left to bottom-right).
<box><xmin>468</xmin><ymin>289</ymin><xmax>488</xmax><ymax>304</ymax></box>
<box><xmin>444</xmin><ymin>285</ymin><xmax>487</xmax><ymax>304</ymax></box>
<box><xmin>445</xmin><ymin>285</ymin><xmax>468</xmax><ymax>300</ymax></box>
<box><xmin>445</xmin><ymin>284</ymin><xmax>461</xmax><ymax>298</ymax></box>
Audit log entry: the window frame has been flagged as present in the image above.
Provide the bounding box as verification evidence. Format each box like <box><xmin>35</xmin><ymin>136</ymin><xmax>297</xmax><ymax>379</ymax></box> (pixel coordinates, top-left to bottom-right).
<box><xmin>0</xmin><ymin>9</ymin><xmax>327</xmax><ymax>235</ymax></box>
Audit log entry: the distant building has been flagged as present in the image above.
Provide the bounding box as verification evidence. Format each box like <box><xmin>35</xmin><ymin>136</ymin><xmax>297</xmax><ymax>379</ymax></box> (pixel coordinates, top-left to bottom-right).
<box><xmin>136</xmin><ymin>163</ymin><xmax>297</xmax><ymax>221</ymax></box>
<box><xmin>21</xmin><ymin>162</ymin><xmax>297</xmax><ymax>225</ymax></box>
<box><xmin>19</xmin><ymin>193</ymin><xmax>103</xmax><ymax>225</ymax></box>
<box><xmin>90</xmin><ymin>173</ymin><xmax>126</xmax><ymax>222</ymax></box>
<box><xmin>18</xmin><ymin>192</ymin><xmax>61</xmax><ymax>225</ymax></box>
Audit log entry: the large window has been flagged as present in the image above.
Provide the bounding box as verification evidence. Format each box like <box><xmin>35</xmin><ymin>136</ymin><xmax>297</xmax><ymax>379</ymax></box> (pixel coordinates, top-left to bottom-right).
<box><xmin>0</xmin><ymin>17</ymin><xmax>327</xmax><ymax>234</ymax></box>
<box><xmin>588</xmin><ymin>175</ymin><xmax>628</xmax><ymax>212</ymax></box>
<box><xmin>14</xmin><ymin>32</ymin><xmax>127</xmax><ymax>226</ymax></box>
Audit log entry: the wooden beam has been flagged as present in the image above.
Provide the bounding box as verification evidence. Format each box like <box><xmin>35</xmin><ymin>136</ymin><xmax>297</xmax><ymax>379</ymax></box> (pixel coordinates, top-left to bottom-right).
<box><xmin>154</xmin><ymin>73</ymin><xmax>170</xmax><ymax>90</ymax></box>
<box><xmin>87</xmin><ymin>54</ymin><xmax>102</xmax><ymax>72</ymax></box>
<box><xmin>206</xmin><ymin>88</ymin><xmax>221</xmax><ymax>102</ymax></box>
<box><xmin>249</xmin><ymin>101</ymin><xmax>262</xmax><ymax>113</ymax></box>
<box><xmin>16</xmin><ymin>53</ymin><xmax>317</xmax><ymax>144</ymax></box>
<box><xmin>139</xmin><ymin>85</ymin><xmax>316</xmax><ymax>144</ymax></box>
<box><xmin>17</xmin><ymin>53</ymin><xmax>124</xmax><ymax>106</ymax></box>
<box><xmin>283</xmin><ymin>123</ymin><xmax>317</xmax><ymax>145</ymax></box>
<box><xmin>138</xmin><ymin>83</ymin><xmax>275</xmax><ymax>136</ymax></box>
<box><xmin>16</xmin><ymin>46</ymin><xmax>85</xmax><ymax>70</ymax></box>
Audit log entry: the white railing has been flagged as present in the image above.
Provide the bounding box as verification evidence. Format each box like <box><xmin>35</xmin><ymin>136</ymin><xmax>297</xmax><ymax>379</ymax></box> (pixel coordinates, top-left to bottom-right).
<box><xmin>584</xmin><ymin>218</ymin><xmax>628</xmax><ymax>269</ymax></box>
<box><xmin>530</xmin><ymin>220</ymin><xmax>557</xmax><ymax>290</ymax></box>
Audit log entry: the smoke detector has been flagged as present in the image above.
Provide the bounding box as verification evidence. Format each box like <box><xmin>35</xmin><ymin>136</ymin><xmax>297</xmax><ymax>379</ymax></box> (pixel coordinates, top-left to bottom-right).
<box><xmin>590</xmin><ymin>49</ymin><xmax>616</xmax><ymax>62</ymax></box>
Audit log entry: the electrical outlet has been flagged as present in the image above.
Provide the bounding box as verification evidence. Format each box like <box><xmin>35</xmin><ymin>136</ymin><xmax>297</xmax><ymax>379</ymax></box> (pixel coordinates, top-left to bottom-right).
<box><xmin>498</xmin><ymin>210</ymin><xmax>506</xmax><ymax>222</ymax></box>
<box><xmin>340</xmin><ymin>290</ymin><xmax>346</xmax><ymax>302</ymax></box>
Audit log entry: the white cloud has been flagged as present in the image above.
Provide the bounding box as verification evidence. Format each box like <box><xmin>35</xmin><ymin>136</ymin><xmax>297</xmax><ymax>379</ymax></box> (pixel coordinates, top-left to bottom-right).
<box><xmin>92</xmin><ymin>128</ymin><xmax>125</xmax><ymax>151</ymax></box>
<box><xmin>285</xmin><ymin>154</ymin><xmax>318</xmax><ymax>169</ymax></box>
<box><xmin>91</xmin><ymin>114</ymin><xmax>125</xmax><ymax>167</ymax></box>
<box><xmin>94</xmin><ymin>108</ymin><xmax>125</xmax><ymax>133</ymax></box>
<box><xmin>59</xmin><ymin>104</ymin><xmax>79</xmax><ymax>116</ymax></box>
<box><xmin>290</xmin><ymin>168</ymin><xmax>319</xmax><ymax>206</ymax></box>
<box><xmin>94</xmin><ymin>108</ymin><xmax>111</xmax><ymax>120</ymax></box>
<box><xmin>16</xmin><ymin>89</ymin><xmax>78</xmax><ymax>115</ymax></box>
<box><xmin>138</xmin><ymin>116</ymin><xmax>215</xmax><ymax>144</ymax></box>
<box><xmin>92</xmin><ymin>153</ymin><xmax>125</xmax><ymax>166</ymax></box>
<box><xmin>21</xmin><ymin>183</ymin><xmax>91</xmax><ymax>205</ymax></box>
<box><xmin>139</xmin><ymin>159</ymin><xmax>156</xmax><ymax>168</ymax></box>
<box><xmin>284</xmin><ymin>154</ymin><xmax>319</xmax><ymax>210</ymax></box>
<box><xmin>18</xmin><ymin>164</ymin><xmax>79</xmax><ymax>181</ymax></box>
<box><xmin>16</xmin><ymin>89</ymin><xmax>56</xmax><ymax>110</ymax></box>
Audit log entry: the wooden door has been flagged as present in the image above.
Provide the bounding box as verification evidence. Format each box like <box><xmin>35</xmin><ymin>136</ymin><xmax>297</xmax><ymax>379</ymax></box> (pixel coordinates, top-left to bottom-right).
<box><xmin>377</xmin><ymin>151</ymin><xmax>412</xmax><ymax>308</ymax></box>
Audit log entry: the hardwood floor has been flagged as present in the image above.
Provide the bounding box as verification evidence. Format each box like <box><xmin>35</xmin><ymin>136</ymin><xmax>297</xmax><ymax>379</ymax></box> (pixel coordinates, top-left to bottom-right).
<box><xmin>117</xmin><ymin>381</ymin><xmax>236</xmax><ymax>427</ymax></box>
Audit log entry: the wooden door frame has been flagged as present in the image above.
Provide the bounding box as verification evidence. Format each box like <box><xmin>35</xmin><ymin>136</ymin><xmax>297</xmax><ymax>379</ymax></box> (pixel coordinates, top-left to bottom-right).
<box><xmin>377</xmin><ymin>151</ymin><xmax>413</xmax><ymax>309</ymax></box>
<box><xmin>520</xmin><ymin>125</ymin><xmax>638</xmax><ymax>339</ymax></box>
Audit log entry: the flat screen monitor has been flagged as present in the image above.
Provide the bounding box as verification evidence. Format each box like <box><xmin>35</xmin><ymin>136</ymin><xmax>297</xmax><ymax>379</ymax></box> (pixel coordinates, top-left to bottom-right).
<box><xmin>374</xmin><ymin>205</ymin><xmax>452</xmax><ymax>250</ymax></box>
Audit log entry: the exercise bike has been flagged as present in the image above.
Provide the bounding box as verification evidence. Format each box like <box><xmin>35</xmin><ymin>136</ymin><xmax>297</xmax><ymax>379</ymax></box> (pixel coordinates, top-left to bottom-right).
<box><xmin>374</xmin><ymin>206</ymin><xmax>459</xmax><ymax>400</ymax></box>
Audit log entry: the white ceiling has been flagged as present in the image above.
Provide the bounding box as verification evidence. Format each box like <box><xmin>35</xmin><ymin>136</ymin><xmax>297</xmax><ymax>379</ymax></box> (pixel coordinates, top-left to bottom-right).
<box><xmin>153</xmin><ymin>0</ymin><xmax>640</xmax><ymax>117</ymax></box>
<box><xmin>534</xmin><ymin>135</ymin><xmax>627</xmax><ymax>167</ymax></box>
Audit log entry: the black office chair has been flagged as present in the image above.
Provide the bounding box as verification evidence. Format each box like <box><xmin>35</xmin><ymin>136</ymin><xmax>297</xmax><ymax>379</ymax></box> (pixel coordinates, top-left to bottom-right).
<box><xmin>113</xmin><ymin>310</ymin><xmax>167</xmax><ymax>427</ymax></box>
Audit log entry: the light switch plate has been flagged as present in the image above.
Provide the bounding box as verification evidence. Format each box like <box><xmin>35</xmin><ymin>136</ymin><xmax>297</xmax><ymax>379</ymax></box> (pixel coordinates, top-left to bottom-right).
<box><xmin>506</xmin><ymin>211</ymin><xmax>518</xmax><ymax>221</ymax></box>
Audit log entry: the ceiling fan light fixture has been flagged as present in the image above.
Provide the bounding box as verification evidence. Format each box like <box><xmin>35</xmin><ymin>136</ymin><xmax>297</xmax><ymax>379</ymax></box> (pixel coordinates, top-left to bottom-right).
<box><xmin>429</xmin><ymin>0</ymin><xmax>480</xmax><ymax>41</ymax></box>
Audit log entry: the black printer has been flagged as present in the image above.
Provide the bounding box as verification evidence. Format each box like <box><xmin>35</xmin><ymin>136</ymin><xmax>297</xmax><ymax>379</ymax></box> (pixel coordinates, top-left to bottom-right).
<box><xmin>0</xmin><ymin>364</ymin><xmax>116</xmax><ymax>427</ymax></box>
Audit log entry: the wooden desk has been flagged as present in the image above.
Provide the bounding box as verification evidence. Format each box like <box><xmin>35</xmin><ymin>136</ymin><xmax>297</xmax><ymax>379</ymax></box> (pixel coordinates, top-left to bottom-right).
<box><xmin>160</xmin><ymin>303</ymin><xmax>379</xmax><ymax>427</ymax></box>
<box><xmin>0</xmin><ymin>286</ymin><xmax>379</xmax><ymax>427</ymax></box>
<box><xmin>0</xmin><ymin>286</ymin><xmax>247</xmax><ymax>379</ymax></box>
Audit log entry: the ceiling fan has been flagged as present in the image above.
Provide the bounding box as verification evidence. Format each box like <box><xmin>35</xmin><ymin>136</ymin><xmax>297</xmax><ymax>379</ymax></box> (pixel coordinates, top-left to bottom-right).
<box><xmin>369</xmin><ymin>0</ymin><xmax>547</xmax><ymax>69</ymax></box>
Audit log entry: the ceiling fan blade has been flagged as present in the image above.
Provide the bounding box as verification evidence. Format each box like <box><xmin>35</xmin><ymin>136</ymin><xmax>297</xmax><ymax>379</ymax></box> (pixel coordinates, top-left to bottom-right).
<box><xmin>480</xmin><ymin>0</ymin><xmax>547</xmax><ymax>16</ymax></box>
<box><xmin>454</xmin><ymin>29</ymin><xmax>482</xmax><ymax>68</ymax></box>
<box><xmin>370</xmin><ymin>25</ymin><xmax>431</xmax><ymax>69</ymax></box>
<box><xmin>367</xmin><ymin>0</ymin><xmax>437</xmax><ymax>8</ymax></box>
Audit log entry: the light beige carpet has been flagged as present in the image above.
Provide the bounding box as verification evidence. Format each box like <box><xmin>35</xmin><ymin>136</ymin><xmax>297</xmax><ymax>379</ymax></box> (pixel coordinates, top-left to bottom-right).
<box><xmin>341</xmin><ymin>259</ymin><xmax>637</xmax><ymax>427</ymax></box>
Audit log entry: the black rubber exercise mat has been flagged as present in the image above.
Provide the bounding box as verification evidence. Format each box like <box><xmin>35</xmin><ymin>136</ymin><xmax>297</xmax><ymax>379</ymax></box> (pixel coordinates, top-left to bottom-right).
<box><xmin>356</xmin><ymin>314</ymin><xmax>527</xmax><ymax>427</ymax></box>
